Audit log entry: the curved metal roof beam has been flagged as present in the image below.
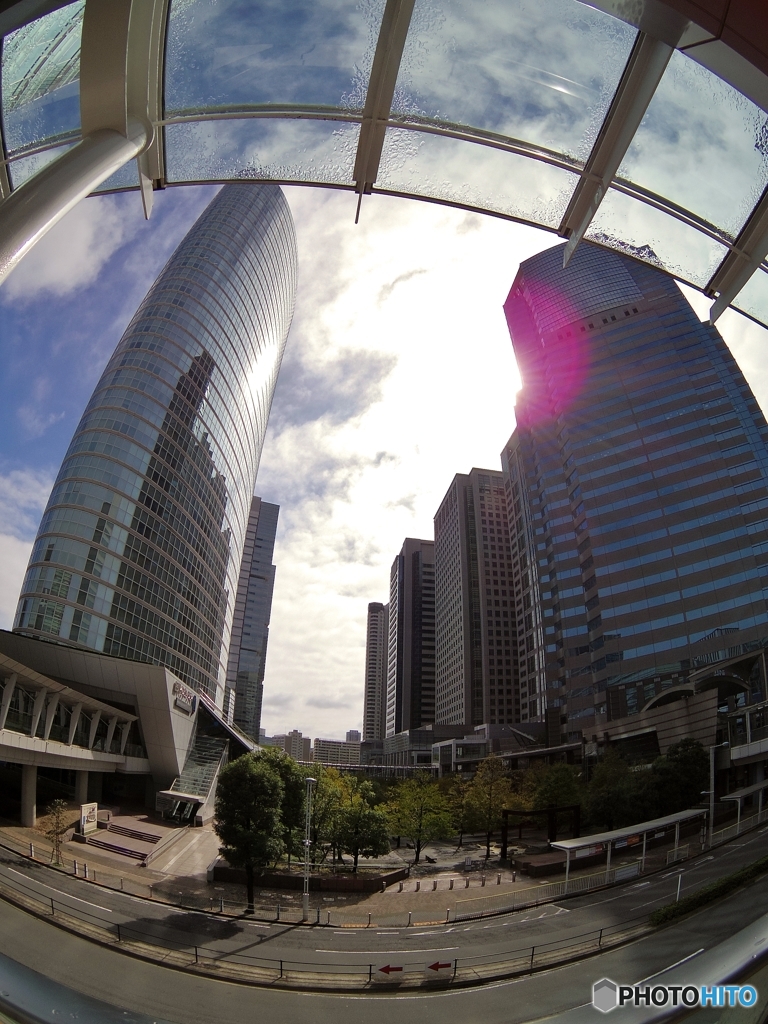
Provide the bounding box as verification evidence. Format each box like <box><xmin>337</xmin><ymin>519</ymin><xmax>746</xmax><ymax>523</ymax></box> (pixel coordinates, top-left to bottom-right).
<box><xmin>0</xmin><ymin>0</ymin><xmax>167</xmax><ymax>285</ymax></box>
<box><xmin>352</xmin><ymin>0</ymin><xmax>415</xmax><ymax>221</ymax></box>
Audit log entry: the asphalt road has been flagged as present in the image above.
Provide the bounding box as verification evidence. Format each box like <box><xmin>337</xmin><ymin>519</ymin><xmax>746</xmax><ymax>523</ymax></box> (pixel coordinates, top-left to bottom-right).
<box><xmin>1</xmin><ymin>824</ymin><xmax>767</xmax><ymax>973</ymax></box>
<box><xmin>0</xmin><ymin>874</ymin><xmax>766</xmax><ymax>1024</ymax></box>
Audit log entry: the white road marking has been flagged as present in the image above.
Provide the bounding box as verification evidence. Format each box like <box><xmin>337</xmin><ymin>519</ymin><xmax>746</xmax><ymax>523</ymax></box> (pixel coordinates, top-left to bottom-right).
<box><xmin>315</xmin><ymin>947</ymin><xmax>458</xmax><ymax>955</ymax></box>
<box><xmin>635</xmin><ymin>948</ymin><xmax>705</xmax><ymax>985</ymax></box>
<box><xmin>662</xmin><ymin>869</ymin><xmax>684</xmax><ymax>878</ymax></box>
<box><xmin>630</xmin><ymin>882</ymin><xmax>650</xmax><ymax>889</ymax></box>
<box><xmin>6</xmin><ymin>867</ymin><xmax>112</xmax><ymax>912</ymax></box>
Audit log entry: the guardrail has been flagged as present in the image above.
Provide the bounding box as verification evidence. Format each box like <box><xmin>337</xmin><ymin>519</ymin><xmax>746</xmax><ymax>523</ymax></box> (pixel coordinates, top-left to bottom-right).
<box><xmin>453</xmin><ymin>861</ymin><xmax>641</xmax><ymax>920</ymax></box>
<box><xmin>0</xmin><ymin>867</ymin><xmax>647</xmax><ymax>987</ymax></box>
<box><xmin>711</xmin><ymin>808</ymin><xmax>768</xmax><ymax>847</ymax></box>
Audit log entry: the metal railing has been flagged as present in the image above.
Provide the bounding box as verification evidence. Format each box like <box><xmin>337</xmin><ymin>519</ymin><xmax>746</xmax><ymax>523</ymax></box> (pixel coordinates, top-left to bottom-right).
<box><xmin>0</xmin><ymin>867</ymin><xmax>647</xmax><ymax>986</ymax></box>
<box><xmin>711</xmin><ymin>807</ymin><xmax>768</xmax><ymax>847</ymax></box>
<box><xmin>452</xmin><ymin>860</ymin><xmax>641</xmax><ymax>920</ymax></box>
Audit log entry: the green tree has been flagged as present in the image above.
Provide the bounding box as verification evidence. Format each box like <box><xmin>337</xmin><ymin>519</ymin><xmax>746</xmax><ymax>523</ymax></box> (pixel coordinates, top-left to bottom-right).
<box><xmin>468</xmin><ymin>756</ymin><xmax>511</xmax><ymax>859</ymax></box>
<box><xmin>45</xmin><ymin>798</ymin><xmax>70</xmax><ymax>866</ymax></box>
<box><xmin>258</xmin><ymin>747</ymin><xmax>306</xmax><ymax>869</ymax></box>
<box><xmin>338</xmin><ymin>779</ymin><xmax>389</xmax><ymax>872</ymax></box>
<box><xmin>446</xmin><ymin>775</ymin><xmax>474</xmax><ymax>848</ymax></box>
<box><xmin>214</xmin><ymin>754</ymin><xmax>284</xmax><ymax>911</ymax></box>
<box><xmin>385</xmin><ymin>772</ymin><xmax>453</xmax><ymax>863</ymax></box>
<box><xmin>308</xmin><ymin>766</ymin><xmax>347</xmax><ymax>866</ymax></box>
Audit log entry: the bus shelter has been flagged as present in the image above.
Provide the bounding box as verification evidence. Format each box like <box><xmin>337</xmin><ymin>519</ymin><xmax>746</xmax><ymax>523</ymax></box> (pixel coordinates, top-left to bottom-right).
<box><xmin>551</xmin><ymin>808</ymin><xmax>708</xmax><ymax>893</ymax></box>
<box><xmin>721</xmin><ymin>779</ymin><xmax>768</xmax><ymax>833</ymax></box>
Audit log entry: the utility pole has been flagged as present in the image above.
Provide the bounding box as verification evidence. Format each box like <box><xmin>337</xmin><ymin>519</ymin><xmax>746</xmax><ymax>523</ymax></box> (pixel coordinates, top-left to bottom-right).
<box><xmin>303</xmin><ymin>777</ymin><xmax>316</xmax><ymax>921</ymax></box>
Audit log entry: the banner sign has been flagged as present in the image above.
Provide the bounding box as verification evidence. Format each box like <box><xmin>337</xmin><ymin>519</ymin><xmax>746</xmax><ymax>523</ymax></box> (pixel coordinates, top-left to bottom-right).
<box><xmin>172</xmin><ymin>680</ymin><xmax>197</xmax><ymax>715</ymax></box>
<box><xmin>80</xmin><ymin>801</ymin><xmax>98</xmax><ymax>835</ymax></box>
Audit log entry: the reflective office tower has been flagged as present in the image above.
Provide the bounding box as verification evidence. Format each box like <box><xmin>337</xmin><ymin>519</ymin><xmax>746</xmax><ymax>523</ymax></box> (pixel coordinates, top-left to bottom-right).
<box><xmin>225</xmin><ymin>496</ymin><xmax>279</xmax><ymax>739</ymax></box>
<box><xmin>502</xmin><ymin>242</ymin><xmax>768</xmax><ymax>739</ymax></box>
<box><xmin>385</xmin><ymin>539</ymin><xmax>435</xmax><ymax>736</ymax></box>
<box><xmin>434</xmin><ymin>471</ymin><xmax>517</xmax><ymax>726</ymax></box>
<box><xmin>362</xmin><ymin>601</ymin><xmax>389</xmax><ymax>741</ymax></box>
<box><xmin>15</xmin><ymin>185</ymin><xmax>297</xmax><ymax>702</ymax></box>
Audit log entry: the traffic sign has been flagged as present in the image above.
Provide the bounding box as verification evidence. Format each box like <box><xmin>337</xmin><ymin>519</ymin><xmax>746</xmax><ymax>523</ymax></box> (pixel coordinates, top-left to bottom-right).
<box><xmin>377</xmin><ymin>964</ymin><xmax>403</xmax><ymax>976</ymax></box>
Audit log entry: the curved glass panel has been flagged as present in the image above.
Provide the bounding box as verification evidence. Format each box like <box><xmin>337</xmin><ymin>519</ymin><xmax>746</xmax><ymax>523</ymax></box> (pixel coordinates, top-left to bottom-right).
<box><xmin>15</xmin><ymin>184</ymin><xmax>298</xmax><ymax>699</ymax></box>
<box><xmin>586</xmin><ymin>188</ymin><xmax>729</xmax><ymax>287</ymax></box>
<box><xmin>92</xmin><ymin>158</ymin><xmax>140</xmax><ymax>194</ymax></box>
<box><xmin>164</xmin><ymin>117</ymin><xmax>359</xmax><ymax>185</ymax></box>
<box><xmin>733</xmin><ymin>267</ymin><xmax>768</xmax><ymax>325</ymax></box>
<box><xmin>1</xmin><ymin>0</ymin><xmax>83</xmax><ymax>157</ymax></box>
<box><xmin>377</xmin><ymin>128</ymin><xmax>578</xmax><ymax>227</ymax></box>
<box><xmin>7</xmin><ymin>139</ymin><xmax>76</xmax><ymax>188</ymax></box>
<box><xmin>618</xmin><ymin>50</ymin><xmax>768</xmax><ymax>241</ymax></box>
<box><xmin>392</xmin><ymin>0</ymin><xmax>636</xmax><ymax>162</ymax></box>
<box><xmin>164</xmin><ymin>0</ymin><xmax>383</xmax><ymax>115</ymax></box>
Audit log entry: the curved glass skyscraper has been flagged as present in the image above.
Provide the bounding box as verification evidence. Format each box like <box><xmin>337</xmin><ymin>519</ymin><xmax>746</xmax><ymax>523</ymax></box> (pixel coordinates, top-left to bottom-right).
<box><xmin>14</xmin><ymin>183</ymin><xmax>297</xmax><ymax>701</ymax></box>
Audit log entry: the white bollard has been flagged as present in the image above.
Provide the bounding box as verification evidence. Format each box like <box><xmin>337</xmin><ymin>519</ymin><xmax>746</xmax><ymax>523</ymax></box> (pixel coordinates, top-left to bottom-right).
<box><xmin>497</xmin><ymin>873</ymin><xmax>501</xmax><ymax>885</ymax></box>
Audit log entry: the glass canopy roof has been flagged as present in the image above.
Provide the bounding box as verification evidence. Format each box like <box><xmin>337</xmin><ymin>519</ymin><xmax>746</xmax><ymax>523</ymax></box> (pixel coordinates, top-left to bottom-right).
<box><xmin>1</xmin><ymin>0</ymin><xmax>768</xmax><ymax>328</ymax></box>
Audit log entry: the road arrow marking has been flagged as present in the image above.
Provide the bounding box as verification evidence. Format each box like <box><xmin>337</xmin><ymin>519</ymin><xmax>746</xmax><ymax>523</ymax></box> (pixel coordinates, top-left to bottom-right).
<box><xmin>378</xmin><ymin>964</ymin><xmax>403</xmax><ymax>975</ymax></box>
<box><xmin>427</xmin><ymin>961</ymin><xmax>452</xmax><ymax>972</ymax></box>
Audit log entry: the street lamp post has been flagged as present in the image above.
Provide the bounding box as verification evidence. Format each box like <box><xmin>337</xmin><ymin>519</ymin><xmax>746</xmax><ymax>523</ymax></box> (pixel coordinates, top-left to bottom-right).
<box><xmin>707</xmin><ymin>741</ymin><xmax>729</xmax><ymax>848</ymax></box>
<box><xmin>302</xmin><ymin>777</ymin><xmax>316</xmax><ymax>921</ymax></box>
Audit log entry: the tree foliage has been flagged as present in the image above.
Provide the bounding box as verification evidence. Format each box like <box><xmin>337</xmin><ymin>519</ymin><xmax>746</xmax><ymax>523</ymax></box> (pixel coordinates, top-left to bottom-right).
<box><xmin>337</xmin><ymin>778</ymin><xmax>389</xmax><ymax>871</ymax></box>
<box><xmin>214</xmin><ymin>754</ymin><xmax>284</xmax><ymax>910</ymax></box>
<box><xmin>467</xmin><ymin>756</ymin><xmax>512</xmax><ymax>859</ymax></box>
<box><xmin>384</xmin><ymin>771</ymin><xmax>452</xmax><ymax>863</ymax></box>
<box><xmin>45</xmin><ymin>798</ymin><xmax>70</xmax><ymax>866</ymax></box>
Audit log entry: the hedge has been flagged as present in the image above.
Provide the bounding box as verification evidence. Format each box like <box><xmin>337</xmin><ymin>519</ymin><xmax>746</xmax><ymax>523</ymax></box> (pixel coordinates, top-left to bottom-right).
<box><xmin>650</xmin><ymin>854</ymin><xmax>768</xmax><ymax>926</ymax></box>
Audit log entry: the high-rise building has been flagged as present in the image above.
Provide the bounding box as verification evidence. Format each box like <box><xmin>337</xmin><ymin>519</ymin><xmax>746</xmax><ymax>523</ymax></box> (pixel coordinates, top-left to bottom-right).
<box><xmin>225</xmin><ymin>496</ymin><xmax>279</xmax><ymax>739</ymax></box>
<box><xmin>313</xmin><ymin>737</ymin><xmax>362</xmax><ymax>765</ymax></box>
<box><xmin>14</xmin><ymin>184</ymin><xmax>297</xmax><ymax>703</ymax></box>
<box><xmin>434</xmin><ymin>470</ymin><xmax>517</xmax><ymax>727</ymax></box>
<box><xmin>346</xmin><ymin>729</ymin><xmax>361</xmax><ymax>742</ymax></box>
<box><xmin>271</xmin><ymin>730</ymin><xmax>311</xmax><ymax>761</ymax></box>
<box><xmin>502</xmin><ymin>241</ymin><xmax>768</xmax><ymax>739</ymax></box>
<box><xmin>385</xmin><ymin>539</ymin><xmax>435</xmax><ymax>736</ymax></box>
<box><xmin>362</xmin><ymin>601</ymin><xmax>388</xmax><ymax>741</ymax></box>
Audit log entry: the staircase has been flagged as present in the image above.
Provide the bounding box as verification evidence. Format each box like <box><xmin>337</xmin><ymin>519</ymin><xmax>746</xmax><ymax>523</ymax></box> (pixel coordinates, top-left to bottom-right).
<box><xmin>169</xmin><ymin>734</ymin><xmax>228</xmax><ymax>801</ymax></box>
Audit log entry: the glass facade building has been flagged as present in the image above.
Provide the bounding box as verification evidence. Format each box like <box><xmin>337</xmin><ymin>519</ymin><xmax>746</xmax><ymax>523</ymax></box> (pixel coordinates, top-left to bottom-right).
<box><xmin>225</xmin><ymin>495</ymin><xmax>279</xmax><ymax>740</ymax></box>
<box><xmin>502</xmin><ymin>242</ymin><xmax>768</xmax><ymax>738</ymax></box>
<box><xmin>14</xmin><ymin>183</ymin><xmax>297</xmax><ymax>702</ymax></box>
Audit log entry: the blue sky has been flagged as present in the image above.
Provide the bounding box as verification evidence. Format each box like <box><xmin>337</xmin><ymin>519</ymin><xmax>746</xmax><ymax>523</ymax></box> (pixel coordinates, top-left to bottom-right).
<box><xmin>2</xmin><ymin>182</ymin><xmax>767</xmax><ymax>739</ymax></box>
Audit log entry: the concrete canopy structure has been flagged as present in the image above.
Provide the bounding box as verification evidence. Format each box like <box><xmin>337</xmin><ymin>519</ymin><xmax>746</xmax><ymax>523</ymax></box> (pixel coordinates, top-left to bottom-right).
<box><xmin>1</xmin><ymin>1</ymin><xmax>768</xmax><ymax>329</ymax></box>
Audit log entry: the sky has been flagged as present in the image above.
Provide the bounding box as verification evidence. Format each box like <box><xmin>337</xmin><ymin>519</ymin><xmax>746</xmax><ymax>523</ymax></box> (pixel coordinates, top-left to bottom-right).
<box><xmin>1</xmin><ymin>183</ymin><xmax>767</xmax><ymax>740</ymax></box>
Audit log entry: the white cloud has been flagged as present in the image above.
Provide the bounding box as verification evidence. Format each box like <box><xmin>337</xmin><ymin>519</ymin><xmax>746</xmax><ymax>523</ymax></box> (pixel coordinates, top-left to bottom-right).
<box><xmin>0</xmin><ymin>468</ymin><xmax>54</xmax><ymax>629</ymax></box>
<box><xmin>256</xmin><ymin>187</ymin><xmax>550</xmax><ymax>739</ymax></box>
<box><xmin>0</xmin><ymin>534</ymin><xmax>33</xmax><ymax>631</ymax></box>
<box><xmin>2</xmin><ymin>194</ymin><xmax>134</xmax><ymax>301</ymax></box>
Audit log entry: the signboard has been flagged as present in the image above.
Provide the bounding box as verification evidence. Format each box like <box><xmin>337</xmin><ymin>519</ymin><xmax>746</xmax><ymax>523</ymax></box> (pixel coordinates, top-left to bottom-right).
<box><xmin>614</xmin><ymin>861</ymin><xmax>640</xmax><ymax>882</ymax></box>
<box><xmin>373</xmin><ymin>964</ymin><xmax>404</xmax><ymax>982</ymax></box>
<box><xmin>80</xmin><ymin>802</ymin><xmax>98</xmax><ymax>835</ymax></box>
<box><xmin>172</xmin><ymin>680</ymin><xmax>197</xmax><ymax>715</ymax></box>
<box><xmin>574</xmin><ymin>843</ymin><xmax>604</xmax><ymax>859</ymax></box>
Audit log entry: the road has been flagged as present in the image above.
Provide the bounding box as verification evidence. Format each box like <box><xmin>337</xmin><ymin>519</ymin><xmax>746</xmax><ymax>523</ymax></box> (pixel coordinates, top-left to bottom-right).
<box><xmin>1</xmin><ymin>825</ymin><xmax>767</xmax><ymax>973</ymax></box>
<box><xmin>0</xmin><ymin>872</ymin><xmax>767</xmax><ymax>1024</ymax></box>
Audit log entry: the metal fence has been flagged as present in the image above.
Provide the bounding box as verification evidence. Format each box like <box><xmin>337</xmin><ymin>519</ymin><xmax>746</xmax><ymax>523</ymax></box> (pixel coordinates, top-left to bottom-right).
<box><xmin>453</xmin><ymin>861</ymin><xmax>641</xmax><ymax>920</ymax></box>
<box><xmin>711</xmin><ymin>808</ymin><xmax>768</xmax><ymax>847</ymax></box>
<box><xmin>0</xmin><ymin>867</ymin><xmax>646</xmax><ymax>987</ymax></box>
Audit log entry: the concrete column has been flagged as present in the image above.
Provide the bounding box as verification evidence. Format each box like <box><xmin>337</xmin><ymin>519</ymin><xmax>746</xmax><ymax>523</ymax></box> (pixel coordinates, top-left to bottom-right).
<box><xmin>75</xmin><ymin>771</ymin><xmax>89</xmax><ymax>805</ymax></box>
<box><xmin>20</xmin><ymin>765</ymin><xmax>36</xmax><ymax>828</ymax></box>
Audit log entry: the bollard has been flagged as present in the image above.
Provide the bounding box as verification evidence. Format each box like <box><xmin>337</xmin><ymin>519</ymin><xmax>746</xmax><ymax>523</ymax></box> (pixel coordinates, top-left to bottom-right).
<box><xmin>316</xmin><ymin>908</ymin><xmax>321</xmax><ymax>925</ymax></box>
<box><xmin>449</xmin><ymin>878</ymin><xmax>454</xmax><ymax>890</ymax></box>
<box><xmin>407</xmin><ymin>911</ymin><xmax>412</xmax><ymax>926</ymax></box>
<box><xmin>445</xmin><ymin>909</ymin><xmax>450</xmax><ymax>923</ymax></box>
<box><xmin>29</xmin><ymin>843</ymin><xmax>34</xmax><ymax>859</ymax></box>
<box><xmin>513</xmin><ymin>870</ymin><xmax>516</xmax><ymax>883</ymax></box>
<box><xmin>276</xmin><ymin>905</ymin><xmax>281</xmax><ymax>921</ymax></box>
<box><xmin>398</xmin><ymin>881</ymin><xmax>403</xmax><ymax>892</ymax></box>
<box><xmin>327</xmin><ymin>911</ymin><xmax>331</xmax><ymax>925</ymax></box>
<box><xmin>432</xmin><ymin>880</ymin><xmax>437</xmax><ymax>891</ymax></box>
<box><xmin>481</xmin><ymin>874</ymin><xmax>486</xmax><ymax>887</ymax></box>
<box><xmin>497</xmin><ymin>873</ymin><xmax>501</xmax><ymax>885</ymax></box>
<box><xmin>367</xmin><ymin>913</ymin><xmax>371</xmax><ymax>927</ymax></box>
<box><xmin>73</xmin><ymin>859</ymin><xmax>78</xmax><ymax>876</ymax></box>
<box><xmin>84</xmin><ymin>864</ymin><xmax>88</xmax><ymax>880</ymax></box>
<box><xmin>415</xmin><ymin>880</ymin><xmax>420</xmax><ymax>892</ymax></box>
<box><xmin>465</xmin><ymin>877</ymin><xmax>469</xmax><ymax>888</ymax></box>
<box><xmin>120</xmin><ymin>878</ymin><xmax>124</xmax><ymax>891</ymax></box>
<box><xmin>179</xmin><ymin>891</ymin><xmax>183</xmax><ymax>907</ymax></box>
<box><xmin>92</xmin><ymin>870</ymin><xmax>96</xmax><ymax>883</ymax></box>
<box><xmin>149</xmin><ymin>885</ymin><xmax>153</xmax><ymax>899</ymax></box>
<box><xmin>219</xmin><ymin>896</ymin><xmax>224</xmax><ymax>913</ymax></box>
